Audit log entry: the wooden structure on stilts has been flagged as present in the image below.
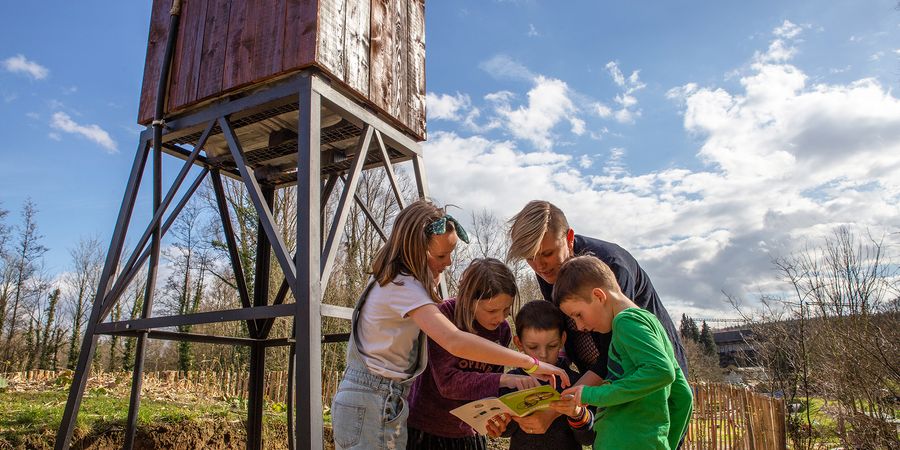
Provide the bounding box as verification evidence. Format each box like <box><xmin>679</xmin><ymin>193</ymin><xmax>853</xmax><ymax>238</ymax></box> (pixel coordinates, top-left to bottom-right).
<box><xmin>55</xmin><ymin>0</ymin><xmax>427</xmax><ymax>448</ymax></box>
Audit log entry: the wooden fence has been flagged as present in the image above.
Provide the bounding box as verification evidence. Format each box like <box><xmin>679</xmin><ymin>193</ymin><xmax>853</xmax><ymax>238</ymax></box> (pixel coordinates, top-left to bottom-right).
<box><xmin>5</xmin><ymin>370</ymin><xmax>785</xmax><ymax>449</ymax></box>
<box><xmin>683</xmin><ymin>383</ymin><xmax>787</xmax><ymax>450</ymax></box>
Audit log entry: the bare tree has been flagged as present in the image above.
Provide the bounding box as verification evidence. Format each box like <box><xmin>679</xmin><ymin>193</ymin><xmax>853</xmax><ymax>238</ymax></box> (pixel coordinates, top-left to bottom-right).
<box><xmin>733</xmin><ymin>227</ymin><xmax>899</xmax><ymax>449</ymax></box>
<box><xmin>2</xmin><ymin>200</ymin><xmax>49</xmax><ymax>366</ymax></box>
<box><xmin>162</xmin><ymin>201</ymin><xmax>211</xmax><ymax>373</ymax></box>
<box><xmin>64</xmin><ymin>236</ymin><xmax>103</xmax><ymax>369</ymax></box>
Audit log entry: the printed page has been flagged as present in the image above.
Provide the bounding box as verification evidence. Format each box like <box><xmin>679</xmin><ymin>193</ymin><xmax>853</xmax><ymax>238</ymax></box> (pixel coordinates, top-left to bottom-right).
<box><xmin>449</xmin><ymin>398</ymin><xmax>514</xmax><ymax>435</ymax></box>
<box><xmin>497</xmin><ymin>385</ymin><xmax>560</xmax><ymax>417</ymax></box>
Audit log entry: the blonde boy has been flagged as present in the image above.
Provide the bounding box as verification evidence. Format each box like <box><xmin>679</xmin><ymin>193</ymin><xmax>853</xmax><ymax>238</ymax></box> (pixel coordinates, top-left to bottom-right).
<box><xmin>553</xmin><ymin>256</ymin><xmax>692</xmax><ymax>450</ymax></box>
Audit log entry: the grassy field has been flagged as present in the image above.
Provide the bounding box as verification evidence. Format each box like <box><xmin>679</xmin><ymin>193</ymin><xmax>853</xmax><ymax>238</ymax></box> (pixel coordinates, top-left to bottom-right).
<box><xmin>0</xmin><ymin>387</ymin><xmax>290</xmax><ymax>449</ymax></box>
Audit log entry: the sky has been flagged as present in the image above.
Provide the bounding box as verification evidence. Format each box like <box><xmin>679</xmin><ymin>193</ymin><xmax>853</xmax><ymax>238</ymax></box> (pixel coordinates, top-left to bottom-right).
<box><xmin>1</xmin><ymin>1</ymin><xmax>899</xmax><ymax>321</ymax></box>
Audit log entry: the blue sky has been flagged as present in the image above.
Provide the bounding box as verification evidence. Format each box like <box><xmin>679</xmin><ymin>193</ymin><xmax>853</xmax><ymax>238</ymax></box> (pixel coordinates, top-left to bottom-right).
<box><xmin>1</xmin><ymin>1</ymin><xmax>898</xmax><ymax>319</ymax></box>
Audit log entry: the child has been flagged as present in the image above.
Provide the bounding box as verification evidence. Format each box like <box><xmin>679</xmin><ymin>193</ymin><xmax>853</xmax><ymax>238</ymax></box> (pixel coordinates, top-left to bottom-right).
<box><xmin>406</xmin><ymin>258</ymin><xmax>541</xmax><ymax>449</ymax></box>
<box><xmin>552</xmin><ymin>256</ymin><xmax>692</xmax><ymax>450</ymax></box>
<box><xmin>499</xmin><ymin>300</ymin><xmax>596</xmax><ymax>449</ymax></box>
<box><xmin>330</xmin><ymin>200</ymin><xmax>569</xmax><ymax>450</ymax></box>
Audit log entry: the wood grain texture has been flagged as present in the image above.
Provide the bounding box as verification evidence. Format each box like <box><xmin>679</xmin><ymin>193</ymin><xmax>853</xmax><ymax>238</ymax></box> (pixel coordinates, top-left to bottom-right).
<box><xmin>282</xmin><ymin>0</ymin><xmax>318</xmax><ymax>70</ymax></box>
<box><xmin>195</xmin><ymin>0</ymin><xmax>232</xmax><ymax>101</ymax></box>
<box><xmin>368</xmin><ymin>0</ymin><xmax>393</xmax><ymax>113</ymax></box>
<box><xmin>248</xmin><ymin>0</ymin><xmax>287</xmax><ymax>83</ymax></box>
<box><xmin>316</xmin><ymin>0</ymin><xmax>346</xmax><ymax>79</ymax></box>
<box><xmin>137</xmin><ymin>0</ymin><xmax>426</xmax><ymax>141</ymax></box>
<box><xmin>169</xmin><ymin>0</ymin><xmax>209</xmax><ymax>111</ymax></box>
<box><xmin>407</xmin><ymin>0</ymin><xmax>425</xmax><ymax>138</ymax></box>
<box><xmin>222</xmin><ymin>0</ymin><xmax>250</xmax><ymax>91</ymax></box>
<box><xmin>137</xmin><ymin>0</ymin><xmax>174</xmax><ymax>124</ymax></box>
<box><xmin>343</xmin><ymin>0</ymin><xmax>370</xmax><ymax>95</ymax></box>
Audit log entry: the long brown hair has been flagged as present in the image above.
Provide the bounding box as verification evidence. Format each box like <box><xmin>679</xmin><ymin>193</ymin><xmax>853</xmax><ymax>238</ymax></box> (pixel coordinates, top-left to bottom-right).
<box><xmin>370</xmin><ymin>199</ymin><xmax>452</xmax><ymax>302</ymax></box>
<box><xmin>453</xmin><ymin>258</ymin><xmax>518</xmax><ymax>333</ymax></box>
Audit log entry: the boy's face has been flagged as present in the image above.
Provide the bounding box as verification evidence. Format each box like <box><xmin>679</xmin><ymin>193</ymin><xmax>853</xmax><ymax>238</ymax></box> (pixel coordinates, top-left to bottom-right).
<box><xmin>525</xmin><ymin>228</ymin><xmax>574</xmax><ymax>284</ymax></box>
<box><xmin>514</xmin><ymin>327</ymin><xmax>566</xmax><ymax>366</ymax></box>
<box><xmin>559</xmin><ymin>289</ymin><xmax>613</xmax><ymax>333</ymax></box>
<box><xmin>474</xmin><ymin>293</ymin><xmax>513</xmax><ymax>331</ymax></box>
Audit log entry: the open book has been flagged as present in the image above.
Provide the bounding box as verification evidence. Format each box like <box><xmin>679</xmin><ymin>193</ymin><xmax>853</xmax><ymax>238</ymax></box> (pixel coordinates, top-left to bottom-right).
<box><xmin>449</xmin><ymin>385</ymin><xmax>560</xmax><ymax>435</ymax></box>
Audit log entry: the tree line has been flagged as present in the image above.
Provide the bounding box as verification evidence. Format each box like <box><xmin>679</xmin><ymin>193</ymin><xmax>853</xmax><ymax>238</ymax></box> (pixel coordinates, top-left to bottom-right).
<box><xmin>0</xmin><ymin>170</ymin><xmax>542</xmax><ymax>377</ymax></box>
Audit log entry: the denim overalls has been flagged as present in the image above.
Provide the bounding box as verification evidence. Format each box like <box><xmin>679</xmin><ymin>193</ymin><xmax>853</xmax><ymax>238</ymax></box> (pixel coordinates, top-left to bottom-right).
<box><xmin>331</xmin><ymin>281</ymin><xmax>428</xmax><ymax>450</ymax></box>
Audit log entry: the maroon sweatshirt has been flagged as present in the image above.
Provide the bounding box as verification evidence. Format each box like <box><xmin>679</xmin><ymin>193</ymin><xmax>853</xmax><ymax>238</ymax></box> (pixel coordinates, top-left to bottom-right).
<box><xmin>407</xmin><ymin>298</ymin><xmax>511</xmax><ymax>438</ymax></box>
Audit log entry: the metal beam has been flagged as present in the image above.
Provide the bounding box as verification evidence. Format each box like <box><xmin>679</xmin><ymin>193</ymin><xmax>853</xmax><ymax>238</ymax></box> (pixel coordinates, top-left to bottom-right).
<box><xmin>101</xmin><ymin>168</ymin><xmax>209</xmax><ymax>320</ymax></box>
<box><xmin>295</xmin><ymin>72</ymin><xmax>324</xmax><ymax>450</ymax></box>
<box><xmin>110</xmin><ymin>121</ymin><xmax>215</xmax><ymax>306</ymax></box>
<box><xmin>374</xmin><ymin>130</ymin><xmax>406</xmax><ymax>209</ymax></box>
<box><xmin>351</xmin><ymin>189</ymin><xmax>388</xmax><ymax>242</ymax></box>
<box><xmin>311</xmin><ymin>76</ymin><xmax>421</xmax><ymax>158</ymax></box>
<box><xmin>220</xmin><ymin>117</ymin><xmax>298</xmax><ymax>291</ymax></box>
<box><xmin>55</xmin><ymin>137</ymin><xmax>151</xmax><ymax>450</ymax></box>
<box><xmin>98</xmin><ymin>329</ymin><xmax>260</xmax><ymax>347</ymax></box>
<box><xmin>160</xmin><ymin>73</ymin><xmax>306</xmax><ymax>145</ymax></box>
<box><xmin>210</xmin><ymin>170</ymin><xmax>257</xmax><ymax>336</ymax></box>
<box><xmin>96</xmin><ymin>303</ymin><xmax>297</xmax><ymax>334</ymax></box>
<box><xmin>321</xmin><ymin>125</ymin><xmax>373</xmax><ymax>287</ymax></box>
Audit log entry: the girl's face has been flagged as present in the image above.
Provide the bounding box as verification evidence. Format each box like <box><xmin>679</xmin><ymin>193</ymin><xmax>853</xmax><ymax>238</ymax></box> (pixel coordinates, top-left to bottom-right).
<box><xmin>427</xmin><ymin>231</ymin><xmax>458</xmax><ymax>279</ymax></box>
<box><xmin>474</xmin><ymin>293</ymin><xmax>514</xmax><ymax>331</ymax></box>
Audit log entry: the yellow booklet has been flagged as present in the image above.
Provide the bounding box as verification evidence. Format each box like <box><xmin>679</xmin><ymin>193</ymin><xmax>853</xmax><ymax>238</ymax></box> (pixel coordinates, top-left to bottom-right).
<box><xmin>449</xmin><ymin>385</ymin><xmax>560</xmax><ymax>435</ymax></box>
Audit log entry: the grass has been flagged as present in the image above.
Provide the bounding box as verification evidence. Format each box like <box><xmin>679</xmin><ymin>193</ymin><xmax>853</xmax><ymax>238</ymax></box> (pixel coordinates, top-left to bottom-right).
<box><xmin>0</xmin><ymin>387</ymin><xmax>290</xmax><ymax>447</ymax></box>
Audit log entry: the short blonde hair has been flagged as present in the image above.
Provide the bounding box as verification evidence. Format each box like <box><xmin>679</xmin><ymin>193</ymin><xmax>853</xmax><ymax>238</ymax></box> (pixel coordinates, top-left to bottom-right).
<box><xmin>371</xmin><ymin>199</ymin><xmax>452</xmax><ymax>302</ymax></box>
<box><xmin>506</xmin><ymin>200</ymin><xmax>569</xmax><ymax>261</ymax></box>
<box><xmin>551</xmin><ymin>255</ymin><xmax>621</xmax><ymax>306</ymax></box>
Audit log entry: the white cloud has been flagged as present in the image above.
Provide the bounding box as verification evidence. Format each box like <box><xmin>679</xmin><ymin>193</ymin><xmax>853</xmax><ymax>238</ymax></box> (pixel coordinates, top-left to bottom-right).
<box><xmin>425</xmin><ymin>23</ymin><xmax>900</xmax><ymax>317</ymax></box>
<box><xmin>50</xmin><ymin>112</ymin><xmax>118</xmax><ymax>153</ymax></box>
<box><xmin>528</xmin><ymin>24</ymin><xmax>539</xmax><ymax>37</ymax></box>
<box><xmin>426</xmin><ymin>92</ymin><xmax>471</xmax><ymax>121</ymax></box>
<box><xmin>578</xmin><ymin>154</ymin><xmax>593</xmax><ymax>169</ymax></box>
<box><xmin>773</xmin><ymin>20</ymin><xmax>802</xmax><ymax>39</ymax></box>
<box><xmin>604</xmin><ymin>61</ymin><xmax>645</xmax><ymax>123</ymax></box>
<box><xmin>480</xmin><ymin>54</ymin><xmax>535</xmax><ymax>81</ymax></box>
<box><xmin>489</xmin><ymin>76</ymin><xmax>581</xmax><ymax>150</ymax></box>
<box><xmin>3</xmin><ymin>54</ymin><xmax>49</xmax><ymax>80</ymax></box>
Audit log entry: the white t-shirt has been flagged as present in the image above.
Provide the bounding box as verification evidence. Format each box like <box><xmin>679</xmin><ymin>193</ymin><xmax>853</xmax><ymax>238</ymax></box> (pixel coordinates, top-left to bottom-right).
<box><xmin>356</xmin><ymin>275</ymin><xmax>437</xmax><ymax>380</ymax></box>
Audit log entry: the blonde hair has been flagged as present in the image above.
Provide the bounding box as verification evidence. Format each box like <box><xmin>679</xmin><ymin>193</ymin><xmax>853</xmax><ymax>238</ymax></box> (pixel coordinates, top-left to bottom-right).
<box><xmin>453</xmin><ymin>258</ymin><xmax>518</xmax><ymax>333</ymax></box>
<box><xmin>551</xmin><ymin>255</ymin><xmax>621</xmax><ymax>306</ymax></box>
<box><xmin>371</xmin><ymin>199</ymin><xmax>453</xmax><ymax>302</ymax></box>
<box><xmin>506</xmin><ymin>200</ymin><xmax>569</xmax><ymax>261</ymax></box>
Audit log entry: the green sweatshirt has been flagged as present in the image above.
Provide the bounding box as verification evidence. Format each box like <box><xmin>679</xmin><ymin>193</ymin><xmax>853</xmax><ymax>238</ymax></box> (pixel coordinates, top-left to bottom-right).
<box><xmin>580</xmin><ymin>308</ymin><xmax>693</xmax><ymax>450</ymax></box>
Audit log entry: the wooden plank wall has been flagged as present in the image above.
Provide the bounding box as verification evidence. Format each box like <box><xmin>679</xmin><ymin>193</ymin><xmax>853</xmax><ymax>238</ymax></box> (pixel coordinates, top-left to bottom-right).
<box><xmin>137</xmin><ymin>0</ymin><xmax>426</xmax><ymax>140</ymax></box>
<box><xmin>683</xmin><ymin>383</ymin><xmax>788</xmax><ymax>450</ymax></box>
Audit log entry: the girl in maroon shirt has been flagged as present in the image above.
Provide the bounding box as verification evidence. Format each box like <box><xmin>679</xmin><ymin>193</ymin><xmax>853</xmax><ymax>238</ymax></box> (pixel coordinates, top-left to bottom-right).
<box><xmin>406</xmin><ymin>258</ymin><xmax>540</xmax><ymax>450</ymax></box>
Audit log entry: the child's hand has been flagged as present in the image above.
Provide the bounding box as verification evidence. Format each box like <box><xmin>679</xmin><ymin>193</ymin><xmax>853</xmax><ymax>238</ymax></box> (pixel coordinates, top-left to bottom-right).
<box><xmin>530</xmin><ymin>361</ymin><xmax>570</xmax><ymax>389</ymax></box>
<box><xmin>559</xmin><ymin>385</ymin><xmax>584</xmax><ymax>406</ymax></box>
<box><xmin>485</xmin><ymin>413</ymin><xmax>511</xmax><ymax>438</ymax></box>
<box><xmin>550</xmin><ymin>393</ymin><xmax>582</xmax><ymax>418</ymax></box>
<box><xmin>500</xmin><ymin>374</ymin><xmax>541</xmax><ymax>391</ymax></box>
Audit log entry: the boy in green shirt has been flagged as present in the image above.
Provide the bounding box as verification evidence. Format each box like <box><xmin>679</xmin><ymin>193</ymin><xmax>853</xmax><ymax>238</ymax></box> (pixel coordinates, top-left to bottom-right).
<box><xmin>551</xmin><ymin>256</ymin><xmax>692</xmax><ymax>449</ymax></box>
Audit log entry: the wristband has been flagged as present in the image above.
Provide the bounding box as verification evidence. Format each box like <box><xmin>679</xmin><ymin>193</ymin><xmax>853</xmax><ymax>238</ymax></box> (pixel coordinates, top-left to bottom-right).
<box><xmin>523</xmin><ymin>356</ymin><xmax>540</xmax><ymax>374</ymax></box>
<box><xmin>567</xmin><ymin>406</ymin><xmax>591</xmax><ymax>428</ymax></box>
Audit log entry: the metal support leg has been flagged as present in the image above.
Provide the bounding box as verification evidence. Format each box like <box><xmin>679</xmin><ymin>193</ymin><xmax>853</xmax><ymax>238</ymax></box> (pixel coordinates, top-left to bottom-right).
<box><xmin>55</xmin><ymin>138</ymin><xmax>151</xmax><ymax>449</ymax></box>
<box><xmin>295</xmin><ymin>73</ymin><xmax>323</xmax><ymax>450</ymax></box>
<box><xmin>124</xmin><ymin>136</ymin><xmax>165</xmax><ymax>450</ymax></box>
<box><xmin>248</xmin><ymin>186</ymin><xmax>274</xmax><ymax>450</ymax></box>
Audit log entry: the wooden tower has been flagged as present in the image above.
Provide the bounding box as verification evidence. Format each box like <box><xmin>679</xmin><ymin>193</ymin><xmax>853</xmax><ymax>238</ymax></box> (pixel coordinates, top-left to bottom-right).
<box><xmin>55</xmin><ymin>0</ymin><xmax>427</xmax><ymax>449</ymax></box>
